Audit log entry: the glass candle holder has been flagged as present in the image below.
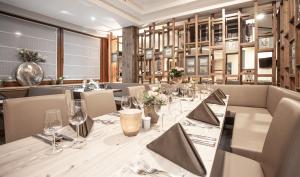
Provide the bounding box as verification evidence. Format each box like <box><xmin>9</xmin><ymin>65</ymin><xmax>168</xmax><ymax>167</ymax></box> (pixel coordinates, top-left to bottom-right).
<box><xmin>120</xmin><ymin>109</ymin><xmax>142</xmax><ymax>137</ymax></box>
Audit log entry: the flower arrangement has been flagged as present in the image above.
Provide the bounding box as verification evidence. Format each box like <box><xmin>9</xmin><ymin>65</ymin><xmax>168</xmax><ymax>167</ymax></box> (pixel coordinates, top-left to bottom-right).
<box><xmin>169</xmin><ymin>67</ymin><xmax>184</xmax><ymax>79</ymax></box>
<box><xmin>18</xmin><ymin>49</ymin><xmax>46</xmax><ymax>63</ymax></box>
<box><xmin>143</xmin><ymin>90</ymin><xmax>168</xmax><ymax>106</ymax></box>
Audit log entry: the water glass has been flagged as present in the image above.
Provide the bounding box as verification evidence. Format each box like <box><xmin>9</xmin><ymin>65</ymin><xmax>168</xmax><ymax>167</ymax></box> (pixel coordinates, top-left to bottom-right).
<box><xmin>68</xmin><ymin>99</ymin><xmax>88</xmax><ymax>148</ymax></box>
<box><xmin>44</xmin><ymin>109</ymin><xmax>63</xmax><ymax>154</ymax></box>
<box><xmin>121</xmin><ymin>96</ymin><xmax>132</xmax><ymax>110</ymax></box>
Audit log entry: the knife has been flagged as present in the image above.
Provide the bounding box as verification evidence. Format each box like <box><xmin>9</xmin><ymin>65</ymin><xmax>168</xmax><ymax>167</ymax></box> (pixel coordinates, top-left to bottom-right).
<box><xmin>32</xmin><ymin>134</ymin><xmax>52</xmax><ymax>145</ymax></box>
<box><xmin>55</xmin><ymin>133</ymin><xmax>74</xmax><ymax>141</ymax></box>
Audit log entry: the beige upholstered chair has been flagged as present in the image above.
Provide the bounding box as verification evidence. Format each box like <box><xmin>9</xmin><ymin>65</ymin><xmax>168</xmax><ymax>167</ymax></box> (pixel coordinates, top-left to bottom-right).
<box><xmin>3</xmin><ymin>94</ymin><xmax>69</xmax><ymax>143</ymax></box>
<box><xmin>126</xmin><ymin>85</ymin><xmax>145</xmax><ymax>98</ymax></box>
<box><xmin>80</xmin><ymin>90</ymin><xmax>116</xmax><ymax>118</ymax></box>
<box><xmin>218</xmin><ymin>98</ymin><xmax>300</xmax><ymax>177</ymax></box>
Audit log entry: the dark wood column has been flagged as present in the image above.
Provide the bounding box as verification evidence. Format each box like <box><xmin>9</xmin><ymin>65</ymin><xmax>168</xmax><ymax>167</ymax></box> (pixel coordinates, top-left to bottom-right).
<box><xmin>101</xmin><ymin>38</ymin><xmax>109</xmax><ymax>82</ymax></box>
<box><xmin>122</xmin><ymin>26</ymin><xmax>139</xmax><ymax>83</ymax></box>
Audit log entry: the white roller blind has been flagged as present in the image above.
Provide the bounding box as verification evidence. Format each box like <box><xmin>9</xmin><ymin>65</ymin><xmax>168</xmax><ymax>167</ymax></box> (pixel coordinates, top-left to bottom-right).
<box><xmin>0</xmin><ymin>14</ymin><xmax>57</xmax><ymax>80</ymax></box>
<box><xmin>63</xmin><ymin>30</ymin><xmax>100</xmax><ymax>80</ymax></box>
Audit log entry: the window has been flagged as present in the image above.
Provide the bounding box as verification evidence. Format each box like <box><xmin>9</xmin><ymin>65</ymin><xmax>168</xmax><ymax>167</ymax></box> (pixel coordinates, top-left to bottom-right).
<box><xmin>0</xmin><ymin>14</ymin><xmax>57</xmax><ymax>80</ymax></box>
<box><xmin>63</xmin><ymin>30</ymin><xmax>100</xmax><ymax>80</ymax></box>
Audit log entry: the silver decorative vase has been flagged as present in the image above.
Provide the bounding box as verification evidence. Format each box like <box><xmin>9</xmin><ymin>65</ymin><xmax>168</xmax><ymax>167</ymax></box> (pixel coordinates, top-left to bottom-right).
<box><xmin>16</xmin><ymin>62</ymin><xmax>44</xmax><ymax>86</ymax></box>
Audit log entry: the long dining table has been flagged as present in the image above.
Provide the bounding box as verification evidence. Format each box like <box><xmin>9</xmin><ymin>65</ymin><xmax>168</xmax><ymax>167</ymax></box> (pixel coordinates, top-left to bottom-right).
<box><xmin>0</xmin><ymin>95</ymin><xmax>229</xmax><ymax>177</ymax></box>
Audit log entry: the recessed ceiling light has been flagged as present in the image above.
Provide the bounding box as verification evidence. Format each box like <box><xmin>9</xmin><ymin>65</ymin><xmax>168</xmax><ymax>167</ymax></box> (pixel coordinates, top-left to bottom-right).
<box><xmin>60</xmin><ymin>10</ymin><xmax>71</xmax><ymax>15</ymax></box>
<box><xmin>256</xmin><ymin>13</ymin><xmax>265</xmax><ymax>20</ymax></box>
<box><xmin>90</xmin><ymin>16</ymin><xmax>96</xmax><ymax>21</ymax></box>
<box><xmin>15</xmin><ymin>32</ymin><xmax>22</xmax><ymax>36</ymax></box>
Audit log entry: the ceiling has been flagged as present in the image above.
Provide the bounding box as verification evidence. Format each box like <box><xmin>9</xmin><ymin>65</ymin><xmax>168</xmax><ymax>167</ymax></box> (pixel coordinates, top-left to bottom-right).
<box><xmin>0</xmin><ymin>0</ymin><xmax>274</xmax><ymax>35</ymax></box>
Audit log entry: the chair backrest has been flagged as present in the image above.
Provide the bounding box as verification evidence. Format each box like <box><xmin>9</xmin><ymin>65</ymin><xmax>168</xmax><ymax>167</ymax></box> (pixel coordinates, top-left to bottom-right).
<box><xmin>267</xmin><ymin>86</ymin><xmax>300</xmax><ymax>116</ymax></box>
<box><xmin>80</xmin><ymin>90</ymin><xmax>116</xmax><ymax>118</ymax></box>
<box><xmin>126</xmin><ymin>86</ymin><xmax>146</xmax><ymax>98</ymax></box>
<box><xmin>212</xmin><ymin>84</ymin><xmax>268</xmax><ymax>108</ymax></box>
<box><xmin>27</xmin><ymin>87</ymin><xmax>66</xmax><ymax>97</ymax></box>
<box><xmin>4</xmin><ymin>94</ymin><xmax>69</xmax><ymax>143</ymax></box>
<box><xmin>261</xmin><ymin>98</ymin><xmax>300</xmax><ymax>177</ymax></box>
<box><xmin>106</xmin><ymin>83</ymin><xmax>141</xmax><ymax>97</ymax></box>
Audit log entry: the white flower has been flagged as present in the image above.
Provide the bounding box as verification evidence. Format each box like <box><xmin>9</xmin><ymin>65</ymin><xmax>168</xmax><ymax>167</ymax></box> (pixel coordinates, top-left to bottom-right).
<box><xmin>151</xmin><ymin>86</ymin><xmax>159</xmax><ymax>92</ymax></box>
<box><xmin>148</xmin><ymin>90</ymin><xmax>158</xmax><ymax>97</ymax></box>
<box><xmin>158</xmin><ymin>94</ymin><xmax>168</xmax><ymax>104</ymax></box>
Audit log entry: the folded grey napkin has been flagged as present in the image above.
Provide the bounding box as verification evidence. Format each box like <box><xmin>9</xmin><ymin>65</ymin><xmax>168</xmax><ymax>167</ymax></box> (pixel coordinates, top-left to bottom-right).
<box><xmin>70</xmin><ymin>117</ymin><xmax>94</xmax><ymax>138</ymax></box>
<box><xmin>187</xmin><ymin>102</ymin><xmax>220</xmax><ymax>126</ymax></box>
<box><xmin>205</xmin><ymin>92</ymin><xmax>225</xmax><ymax>105</ymax></box>
<box><xmin>215</xmin><ymin>89</ymin><xmax>226</xmax><ymax>99</ymax></box>
<box><xmin>147</xmin><ymin>123</ymin><xmax>206</xmax><ymax>176</ymax></box>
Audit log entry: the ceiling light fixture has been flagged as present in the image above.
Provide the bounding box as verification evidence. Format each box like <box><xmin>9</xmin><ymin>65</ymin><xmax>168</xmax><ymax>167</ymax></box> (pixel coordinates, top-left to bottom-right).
<box><xmin>15</xmin><ymin>32</ymin><xmax>22</xmax><ymax>36</ymax></box>
<box><xmin>256</xmin><ymin>13</ymin><xmax>265</xmax><ymax>20</ymax></box>
<box><xmin>90</xmin><ymin>16</ymin><xmax>96</xmax><ymax>21</ymax></box>
<box><xmin>60</xmin><ymin>10</ymin><xmax>71</xmax><ymax>15</ymax></box>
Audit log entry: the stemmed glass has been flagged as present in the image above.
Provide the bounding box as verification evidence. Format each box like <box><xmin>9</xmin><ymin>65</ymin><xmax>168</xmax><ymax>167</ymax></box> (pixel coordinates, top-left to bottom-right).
<box><xmin>170</xmin><ymin>100</ymin><xmax>182</xmax><ymax>122</ymax></box>
<box><xmin>121</xmin><ymin>96</ymin><xmax>132</xmax><ymax>110</ymax></box>
<box><xmin>82</xmin><ymin>80</ymin><xmax>87</xmax><ymax>90</ymax></box>
<box><xmin>135</xmin><ymin>92</ymin><xmax>145</xmax><ymax>118</ymax></box>
<box><xmin>68</xmin><ymin>99</ymin><xmax>88</xmax><ymax>149</ymax></box>
<box><xmin>154</xmin><ymin>101</ymin><xmax>169</xmax><ymax>131</ymax></box>
<box><xmin>171</xmin><ymin>87</ymin><xmax>179</xmax><ymax>97</ymax></box>
<box><xmin>44</xmin><ymin>109</ymin><xmax>63</xmax><ymax>154</ymax></box>
<box><xmin>154</xmin><ymin>104</ymin><xmax>163</xmax><ymax>131</ymax></box>
<box><xmin>131</xmin><ymin>97</ymin><xmax>139</xmax><ymax>109</ymax></box>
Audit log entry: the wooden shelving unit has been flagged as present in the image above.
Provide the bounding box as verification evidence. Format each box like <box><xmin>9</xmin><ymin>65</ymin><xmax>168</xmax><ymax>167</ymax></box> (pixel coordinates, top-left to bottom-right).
<box><xmin>278</xmin><ymin>0</ymin><xmax>300</xmax><ymax>92</ymax></box>
<box><xmin>116</xmin><ymin>1</ymin><xmax>278</xmax><ymax>85</ymax></box>
<box><xmin>109</xmin><ymin>34</ymin><xmax>122</xmax><ymax>82</ymax></box>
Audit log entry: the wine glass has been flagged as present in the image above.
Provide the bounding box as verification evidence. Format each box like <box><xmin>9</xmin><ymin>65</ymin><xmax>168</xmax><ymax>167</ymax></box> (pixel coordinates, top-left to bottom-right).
<box><xmin>82</xmin><ymin>80</ymin><xmax>87</xmax><ymax>89</ymax></box>
<box><xmin>131</xmin><ymin>97</ymin><xmax>139</xmax><ymax>109</ymax></box>
<box><xmin>170</xmin><ymin>100</ymin><xmax>182</xmax><ymax>122</ymax></box>
<box><xmin>121</xmin><ymin>96</ymin><xmax>131</xmax><ymax>110</ymax></box>
<box><xmin>68</xmin><ymin>99</ymin><xmax>88</xmax><ymax>149</ymax></box>
<box><xmin>154</xmin><ymin>104</ymin><xmax>163</xmax><ymax>131</ymax></box>
<box><xmin>186</xmin><ymin>88</ymin><xmax>194</xmax><ymax>101</ymax></box>
<box><xmin>171</xmin><ymin>87</ymin><xmax>179</xmax><ymax>96</ymax></box>
<box><xmin>135</xmin><ymin>92</ymin><xmax>145</xmax><ymax>118</ymax></box>
<box><xmin>44</xmin><ymin>109</ymin><xmax>63</xmax><ymax>154</ymax></box>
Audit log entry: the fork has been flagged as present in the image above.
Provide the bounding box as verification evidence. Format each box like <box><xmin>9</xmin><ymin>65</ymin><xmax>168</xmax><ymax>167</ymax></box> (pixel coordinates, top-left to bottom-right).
<box><xmin>191</xmin><ymin>138</ymin><xmax>216</xmax><ymax>147</ymax></box>
<box><xmin>187</xmin><ymin>133</ymin><xmax>216</xmax><ymax>141</ymax></box>
<box><xmin>130</xmin><ymin>162</ymin><xmax>173</xmax><ymax>177</ymax></box>
<box><xmin>144</xmin><ymin>164</ymin><xmax>173</xmax><ymax>177</ymax></box>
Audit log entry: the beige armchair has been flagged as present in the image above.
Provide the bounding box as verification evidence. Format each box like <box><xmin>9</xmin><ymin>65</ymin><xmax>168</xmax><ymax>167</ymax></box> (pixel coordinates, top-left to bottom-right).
<box><xmin>3</xmin><ymin>94</ymin><xmax>69</xmax><ymax>143</ymax></box>
<box><xmin>126</xmin><ymin>86</ymin><xmax>146</xmax><ymax>98</ymax></box>
<box><xmin>80</xmin><ymin>90</ymin><xmax>116</xmax><ymax>118</ymax></box>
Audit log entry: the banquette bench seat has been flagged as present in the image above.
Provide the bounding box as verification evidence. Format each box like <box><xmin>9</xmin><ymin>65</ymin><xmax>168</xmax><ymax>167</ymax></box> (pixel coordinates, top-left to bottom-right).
<box><xmin>213</xmin><ymin>85</ymin><xmax>300</xmax><ymax>161</ymax></box>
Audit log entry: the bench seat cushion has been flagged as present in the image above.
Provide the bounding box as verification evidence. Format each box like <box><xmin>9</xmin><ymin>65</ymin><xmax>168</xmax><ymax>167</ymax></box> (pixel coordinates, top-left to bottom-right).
<box><xmin>228</xmin><ymin>106</ymin><xmax>272</xmax><ymax>161</ymax></box>
<box><xmin>220</xmin><ymin>151</ymin><xmax>264</xmax><ymax>177</ymax></box>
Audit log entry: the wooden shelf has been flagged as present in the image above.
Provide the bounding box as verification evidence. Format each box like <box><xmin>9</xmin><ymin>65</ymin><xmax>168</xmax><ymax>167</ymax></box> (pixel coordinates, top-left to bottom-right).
<box><xmin>240</xmin><ymin>42</ymin><xmax>255</xmax><ymax>47</ymax></box>
<box><xmin>129</xmin><ymin>2</ymin><xmax>279</xmax><ymax>84</ymax></box>
<box><xmin>258</xmin><ymin>48</ymin><xmax>274</xmax><ymax>52</ymax></box>
<box><xmin>225</xmin><ymin>37</ymin><xmax>238</xmax><ymax>41</ymax></box>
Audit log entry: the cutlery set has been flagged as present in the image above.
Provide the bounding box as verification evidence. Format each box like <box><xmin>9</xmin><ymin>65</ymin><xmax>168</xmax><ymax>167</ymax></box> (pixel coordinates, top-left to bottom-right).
<box><xmin>32</xmin><ymin>133</ymin><xmax>73</xmax><ymax>145</ymax></box>
<box><xmin>130</xmin><ymin>161</ymin><xmax>177</xmax><ymax>177</ymax></box>
<box><xmin>182</xmin><ymin>119</ymin><xmax>219</xmax><ymax>129</ymax></box>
